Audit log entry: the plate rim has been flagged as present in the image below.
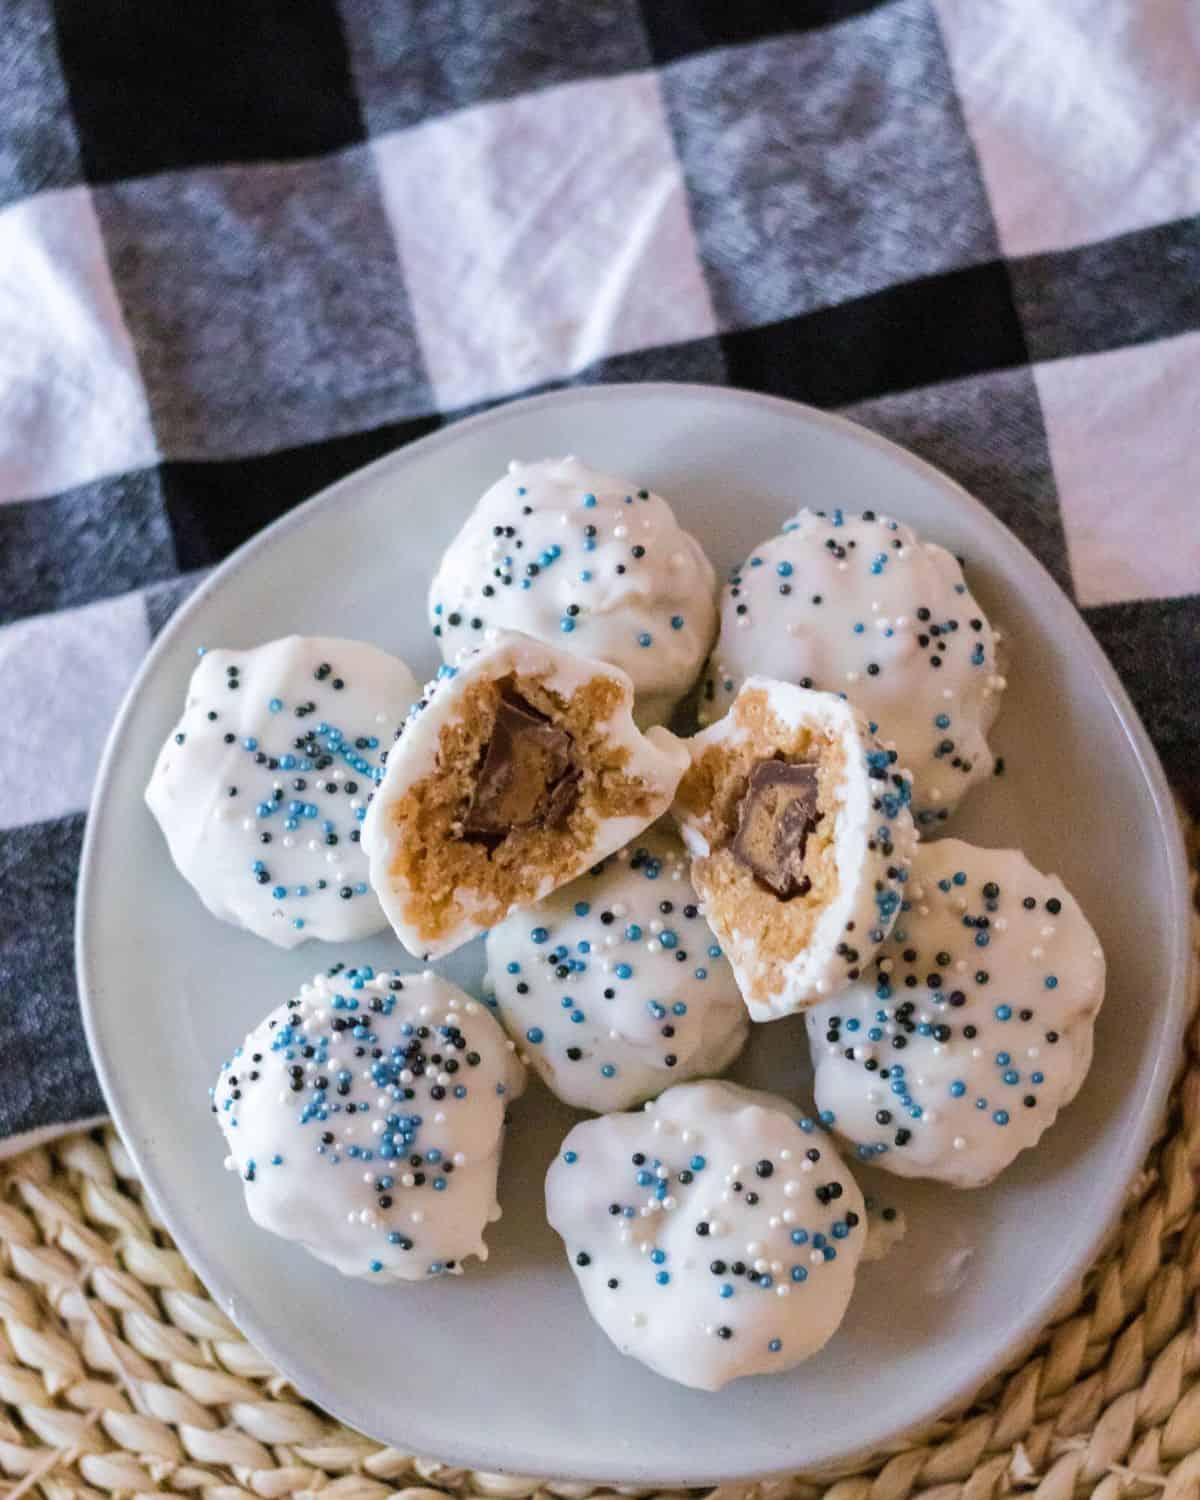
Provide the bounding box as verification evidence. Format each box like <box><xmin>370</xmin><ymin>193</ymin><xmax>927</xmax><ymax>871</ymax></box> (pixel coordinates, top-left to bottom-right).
<box><xmin>77</xmin><ymin>381</ymin><xmax>1193</xmax><ymax>1483</ymax></box>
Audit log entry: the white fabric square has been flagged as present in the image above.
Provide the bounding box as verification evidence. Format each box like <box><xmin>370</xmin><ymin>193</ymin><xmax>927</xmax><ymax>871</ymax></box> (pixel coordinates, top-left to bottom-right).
<box><xmin>936</xmin><ymin>0</ymin><xmax>1200</xmax><ymax>257</ymax></box>
<box><xmin>0</xmin><ymin>187</ymin><xmax>157</xmax><ymax>504</ymax></box>
<box><xmin>372</xmin><ymin>71</ymin><xmax>717</xmax><ymax>409</ymax></box>
<box><xmin>1036</xmin><ymin>331</ymin><xmax>1200</xmax><ymax>607</ymax></box>
<box><xmin>0</xmin><ymin>591</ymin><xmax>149</xmax><ymax>830</ymax></box>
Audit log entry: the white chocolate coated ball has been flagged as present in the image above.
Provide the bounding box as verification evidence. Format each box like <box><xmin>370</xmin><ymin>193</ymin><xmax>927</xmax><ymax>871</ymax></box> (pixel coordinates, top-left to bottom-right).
<box><xmin>213</xmin><ymin>968</ymin><xmax>525</xmax><ymax>1280</ymax></box>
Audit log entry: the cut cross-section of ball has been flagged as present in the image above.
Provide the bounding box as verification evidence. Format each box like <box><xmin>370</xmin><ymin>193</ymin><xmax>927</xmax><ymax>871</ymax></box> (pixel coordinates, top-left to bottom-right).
<box><xmin>673</xmin><ymin>677</ymin><xmax>917</xmax><ymax>1020</ymax></box>
<box><xmin>363</xmin><ymin>632</ymin><xmax>690</xmax><ymax>959</ymax></box>
<box><xmin>546</xmin><ymin>1080</ymin><xmax>867</xmax><ymax>1390</ymax></box>
<box><xmin>212</xmin><ymin>967</ymin><xmax>525</xmax><ymax>1280</ymax></box>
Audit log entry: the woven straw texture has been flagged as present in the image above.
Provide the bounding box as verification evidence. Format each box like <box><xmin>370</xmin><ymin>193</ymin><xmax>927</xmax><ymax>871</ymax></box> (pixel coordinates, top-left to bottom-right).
<box><xmin>2</xmin><ymin>827</ymin><xmax>1196</xmax><ymax>1500</ymax></box>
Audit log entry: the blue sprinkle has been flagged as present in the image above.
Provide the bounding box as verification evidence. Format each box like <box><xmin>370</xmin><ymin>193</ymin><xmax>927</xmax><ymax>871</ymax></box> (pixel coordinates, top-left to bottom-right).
<box><xmin>575</xmin><ymin>901</ymin><xmax>590</xmax><ymax>917</ymax></box>
<box><xmin>637</xmin><ymin>632</ymin><xmax>652</xmax><ymax>648</ymax></box>
<box><xmin>526</xmin><ymin>1028</ymin><xmax>544</xmax><ymax>1045</ymax></box>
<box><xmin>993</xmin><ymin>1110</ymin><xmax>1010</xmax><ymax>1126</ymax></box>
<box><xmin>670</xmin><ymin>615</ymin><xmax>684</xmax><ymax>630</ymax></box>
<box><xmin>1045</xmin><ymin>975</ymin><xmax>1059</xmax><ymax>989</ymax></box>
<box><xmin>531</xmin><ymin>927</ymin><xmax>549</xmax><ymax>944</ymax></box>
<box><xmin>582</xmin><ymin>493</ymin><xmax>597</xmax><ymax>508</ymax></box>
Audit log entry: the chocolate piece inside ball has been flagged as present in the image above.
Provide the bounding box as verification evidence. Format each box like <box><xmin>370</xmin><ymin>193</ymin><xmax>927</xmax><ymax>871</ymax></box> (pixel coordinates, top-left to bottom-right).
<box><xmin>731</xmin><ymin>759</ymin><xmax>822</xmax><ymax>900</ymax></box>
<box><xmin>464</xmin><ymin>683</ymin><xmax>579</xmax><ymax>841</ymax></box>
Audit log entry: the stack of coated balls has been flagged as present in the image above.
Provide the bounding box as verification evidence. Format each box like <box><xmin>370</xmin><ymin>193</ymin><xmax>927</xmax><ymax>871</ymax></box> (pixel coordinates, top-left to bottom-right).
<box><xmin>148</xmin><ymin>456</ymin><xmax>1104</xmax><ymax>1391</ymax></box>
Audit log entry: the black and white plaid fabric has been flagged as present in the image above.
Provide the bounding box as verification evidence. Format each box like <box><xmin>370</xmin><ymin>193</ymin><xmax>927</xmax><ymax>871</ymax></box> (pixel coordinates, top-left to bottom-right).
<box><xmin>2</xmin><ymin>0</ymin><xmax>1198</xmax><ymax>1152</ymax></box>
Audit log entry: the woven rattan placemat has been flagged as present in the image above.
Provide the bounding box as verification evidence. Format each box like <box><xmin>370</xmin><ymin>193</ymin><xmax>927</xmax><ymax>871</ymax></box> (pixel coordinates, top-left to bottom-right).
<box><xmin>3</xmin><ymin>825</ymin><xmax>1196</xmax><ymax>1500</ymax></box>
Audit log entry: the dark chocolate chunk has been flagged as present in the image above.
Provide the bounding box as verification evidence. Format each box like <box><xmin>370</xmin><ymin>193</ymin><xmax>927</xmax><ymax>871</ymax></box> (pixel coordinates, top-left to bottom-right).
<box><xmin>463</xmin><ymin>684</ymin><xmax>579</xmax><ymax>843</ymax></box>
<box><xmin>731</xmin><ymin>758</ymin><xmax>823</xmax><ymax>900</ymax></box>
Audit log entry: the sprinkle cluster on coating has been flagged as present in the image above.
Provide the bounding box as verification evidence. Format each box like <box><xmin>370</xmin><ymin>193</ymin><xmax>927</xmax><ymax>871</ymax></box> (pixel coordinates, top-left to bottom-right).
<box><xmin>150</xmin><ymin>641</ymin><xmax>414</xmax><ymax>943</ymax></box>
<box><xmin>546</xmin><ymin>1083</ymin><xmax>867</xmax><ymax>1389</ymax></box>
<box><xmin>485</xmin><ymin>828</ymin><xmax>747</xmax><ymax>1110</ymax></box>
<box><xmin>806</xmin><ymin>841</ymin><xmax>1105</xmax><ymax>1186</ymax></box>
<box><xmin>212</xmin><ymin>966</ymin><xmax>522</xmax><ymax>1278</ymax></box>
<box><xmin>428</xmin><ymin>459</ymin><xmax>716</xmax><ymax>724</ymax></box>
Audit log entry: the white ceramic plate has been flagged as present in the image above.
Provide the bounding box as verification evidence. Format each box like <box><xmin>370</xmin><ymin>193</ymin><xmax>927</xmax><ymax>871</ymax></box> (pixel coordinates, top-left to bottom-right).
<box><xmin>79</xmin><ymin>385</ymin><xmax>1190</xmax><ymax>1484</ymax></box>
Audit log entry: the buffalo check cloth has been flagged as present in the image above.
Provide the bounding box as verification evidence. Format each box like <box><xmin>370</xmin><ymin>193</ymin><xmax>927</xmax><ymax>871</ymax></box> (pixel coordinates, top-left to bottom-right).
<box><xmin>1</xmin><ymin>0</ymin><xmax>1198</xmax><ymax>1151</ymax></box>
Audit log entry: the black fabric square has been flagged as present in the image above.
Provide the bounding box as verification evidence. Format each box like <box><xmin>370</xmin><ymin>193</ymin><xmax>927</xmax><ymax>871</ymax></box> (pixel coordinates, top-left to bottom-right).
<box><xmin>160</xmin><ymin>415</ymin><xmax>439</xmax><ymax>571</ymax></box>
<box><xmin>1010</xmin><ymin>215</ymin><xmax>1200</xmax><ymax>365</ymax></box>
<box><xmin>1083</xmin><ymin>595</ymin><xmax>1200</xmax><ymax>806</ymax></box>
<box><xmin>720</xmin><ymin>261</ymin><xmax>1030</xmax><ymax>410</ymax></box>
<box><xmin>340</xmin><ymin>0</ymin><xmax>650</xmax><ymax>136</ymax></box>
<box><xmin>0</xmin><ymin>468</ymin><xmax>176</xmax><ymax>628</ymax></box>
<box><xmin>575</xmin><ymin>334</ymin><xmax>728</xmax><ymax>390</ymax></box>
<box><xmin>52</xmin><ymin>0</ymin><xmax>365</xmax><ymax>183</ymax></box>
<box><xmin>0</xmin><ymin>813</ymin><xmax>103</xmax><ymax>1141</ymax></box>
<box><xmin>640</xmin><ymin>0</ymin><xmax>894</xmax><ymax>65</ymax></box>
<box><xmin>2</xmin><ymin>0</ymin><xmax>82</xmax><ymax>209</ymax></box>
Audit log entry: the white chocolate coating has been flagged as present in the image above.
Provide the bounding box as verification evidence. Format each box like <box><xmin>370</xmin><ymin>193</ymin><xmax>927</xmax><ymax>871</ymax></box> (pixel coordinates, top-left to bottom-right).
<box><xmin>212</xmin><ymin>967</ymin><xmax>525</xmax><ymax>1280</ymax></box>
<box><xmin>674</xmin><ymin>679</ymin><xmax>917</xmax><ymax>1021</ymax></box>
<box><xmin>363</xmin><ymin>632</ymin><xmax>690</xmax><ymax>960</ymax></box>
<box><xmin>485</xmin><ymin>825</ymin><xmax>749</xmax><ymax>1112</ymax></box>
<box><xmin>430</xmin><ymin>457</ymin><xmax>717</xmax><ymax>727</ymax></box>
<box><xmin>700</xmin><ymin>509</ymin><xmax>1005</xmax><ymax>825</ymax></box>
<box><xmin>806</xmin><ymin>839</ymin><xmax>1106</xmax><ymax>1188</ymax></box>
<box><xmin>146</xmin><ymin>636</ymin><xmax>418</xmax><ymax>947</ymax></box>
<box><xmin>546</xmin><ymin>1081</ymin><xmax>866</xmax><ymax>1390</ymax></box>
